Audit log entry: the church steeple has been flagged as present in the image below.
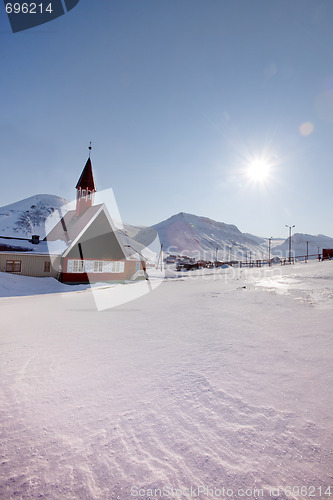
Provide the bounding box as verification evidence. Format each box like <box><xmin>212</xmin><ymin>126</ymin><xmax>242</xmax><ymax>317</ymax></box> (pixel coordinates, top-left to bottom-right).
<box><xmin>75</xmin><ymin>146</ymin><xmax>96</xmax><ymax>216</ymax></box>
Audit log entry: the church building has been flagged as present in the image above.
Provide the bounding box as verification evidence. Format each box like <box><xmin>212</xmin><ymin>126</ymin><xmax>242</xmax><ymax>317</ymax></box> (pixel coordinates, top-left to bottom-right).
<box><xmin>45</xmin><ymin>156</ymin><xmax>146</xmax><ymax>284</ymax></box>
<box><xmin>0</xmin><ymin>155</ymin><xmax>147</xmax><ymax>284</ymax></box>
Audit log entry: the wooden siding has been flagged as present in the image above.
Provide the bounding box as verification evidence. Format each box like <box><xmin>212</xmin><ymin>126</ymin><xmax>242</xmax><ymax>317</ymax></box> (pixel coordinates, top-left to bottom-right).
<box><xmin>61</xmin><ymin>258</ymin><xmax>143</xmax><ymax>283</ymax></box>
<box><xmin>0</xmin><ymin>253</ymin><xmax>61</xmax><ymax>278</ymax></box>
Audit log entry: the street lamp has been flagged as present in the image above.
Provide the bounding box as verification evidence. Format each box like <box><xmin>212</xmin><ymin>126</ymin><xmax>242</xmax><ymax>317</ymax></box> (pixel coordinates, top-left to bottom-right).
<box><xmin>306</xmin><ymin>241</ymin><xmax>308</xmax><ymax>263</ymax></box>
<box><xmin>268</xmin><ymin>236</ymin><xmax>273</xmax><ymax>266</ymax></box>
<box><xmin>229</xmin><ymin>246</ymin><xmax>232</xmax><ymax>262</ymax></box>
<box><xmin>229</xmin><ymin>242</ymin><xmax>237</xmax><ymax>263</ymax></box>
<box><xmin>285</xmin><ymin>225</ymin><xmax>295</xmax><ymax>263</ymax></box>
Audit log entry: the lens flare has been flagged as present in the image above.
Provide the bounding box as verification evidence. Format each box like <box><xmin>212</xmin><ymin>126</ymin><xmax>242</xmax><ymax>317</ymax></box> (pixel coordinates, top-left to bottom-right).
<box><xmin>299</xmin><ymin>122</ymin><xmax>314</xmax><ymax>136</ymax></box>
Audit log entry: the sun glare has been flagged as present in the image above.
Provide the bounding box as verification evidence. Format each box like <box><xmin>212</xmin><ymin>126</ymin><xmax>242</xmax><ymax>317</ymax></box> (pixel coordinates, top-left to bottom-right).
<box><xmin>246</xmin><ymin>158</ymin><xmax>270</xmax><ymax>183</ymax></box>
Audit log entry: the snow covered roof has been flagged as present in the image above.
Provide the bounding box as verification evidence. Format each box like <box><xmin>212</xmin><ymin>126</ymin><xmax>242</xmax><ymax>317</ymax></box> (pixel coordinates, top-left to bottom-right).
<box><xmin>45</xmin><ymin>204</ymin><xmax>143</xmax><ymax>261</ymax></box>
<box><xmin>0</xmin><ymin>237</ymin><xmax>66</xmax><ymax>255</ymax></box>
<box><xmin>45</xmin><ymin>204</ymin><xmax>103</xmax><ymax>244</ymax></box>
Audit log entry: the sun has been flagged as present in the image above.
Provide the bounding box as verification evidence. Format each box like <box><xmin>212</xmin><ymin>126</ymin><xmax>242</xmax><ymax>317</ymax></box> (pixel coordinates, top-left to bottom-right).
<box><xmin>246</xmin><ymin>158</ymin><xmax>271</xmax><ymax>183</ymax></box>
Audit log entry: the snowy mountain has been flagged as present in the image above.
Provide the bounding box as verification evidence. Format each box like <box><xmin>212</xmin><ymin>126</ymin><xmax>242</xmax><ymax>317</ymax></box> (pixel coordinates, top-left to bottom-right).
<box><xmin>272</xmin><ymin>232</ymin><xmax>333</xmax><ymax>258</ymax></box>
<box><xmin>133</xmin><ymin>212</ymin><xmax>333</xmax><ymax>261</ymax></box>
<box><xmin>0</xmin><ymin>194</ymin><xmax>69</xmax><ymax>239</ymax></box>
<box><xmin>134</xmin><ymin>212</ymin><xmax>267</xmax><ymax>260</ymax></box>
<box><xmin>1</xmin><ymin>196</ymin><xmax>332</xmax><ymax>262</ymax></box>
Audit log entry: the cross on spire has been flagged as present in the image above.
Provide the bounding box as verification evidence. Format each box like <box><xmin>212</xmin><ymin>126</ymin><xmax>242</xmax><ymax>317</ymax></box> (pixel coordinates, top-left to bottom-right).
<box><xmin>88</xmin><ymin>141</ymin><xmax>92</xmax><ymax>158</ymax></box>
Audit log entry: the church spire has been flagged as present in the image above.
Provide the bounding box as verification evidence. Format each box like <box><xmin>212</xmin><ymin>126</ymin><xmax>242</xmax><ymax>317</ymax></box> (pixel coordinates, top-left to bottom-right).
<box><xmin>75</xmin><ymin>145</ymin><xmax>96</xmax><ymax>216</ymax></box>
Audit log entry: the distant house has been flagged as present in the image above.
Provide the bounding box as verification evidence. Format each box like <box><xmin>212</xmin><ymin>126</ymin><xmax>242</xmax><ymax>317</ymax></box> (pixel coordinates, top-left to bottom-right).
<box><xmin>1</xmin><ymin>156</ymin><xmax>146</xmax><ymax>284</ymax></box>
<box><xmin>322</xmin><ymin>249</ymin><xmax>333</xmax><ymax>260</ymax></box>
<box><xmin>165</xmin><ymin>256</ymin><xmax>176</xmax><ymax>264</ymax></box>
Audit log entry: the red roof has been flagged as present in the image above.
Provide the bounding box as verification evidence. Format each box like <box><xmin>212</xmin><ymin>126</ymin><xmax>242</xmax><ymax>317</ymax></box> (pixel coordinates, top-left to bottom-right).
<box><xmin>75</xmin><ymin>158</ymin><xmax>96</xmax><ymax>190</ymax></box>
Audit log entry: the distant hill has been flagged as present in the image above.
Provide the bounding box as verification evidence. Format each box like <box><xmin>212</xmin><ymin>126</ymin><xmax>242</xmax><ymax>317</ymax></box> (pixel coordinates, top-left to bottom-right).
<box><xmin>0</xmin><ymin>194</ymin><xmax>69</xmax><ymax>239</ymax></box>
<box><xmin>134</xmin><ymin>212</ymin><xmax>267</xmax><ymax>260</ymax></box>
<box><xmin>273</xmin><ymin>233</ymin><xmax>333</xmax><ymax>258</ymax></box>
<box><xmin>133</xmin><ymin>212</ymin><xmax>333</xmax><ymax>261</ymax></box>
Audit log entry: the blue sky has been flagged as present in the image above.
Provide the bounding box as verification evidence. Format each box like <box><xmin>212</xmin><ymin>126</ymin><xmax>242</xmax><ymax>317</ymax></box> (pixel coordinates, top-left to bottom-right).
<box><xmin>1</xmin><ymin>0</ymin><xmax>333</xmax><ymax>237</ymax></box>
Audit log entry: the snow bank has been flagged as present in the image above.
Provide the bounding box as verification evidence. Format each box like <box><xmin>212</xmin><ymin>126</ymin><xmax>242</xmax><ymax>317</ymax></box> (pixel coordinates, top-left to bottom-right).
<box><xmin>0</xmin><ymin>271</ymin><xmax>89</xmax><ymax>297</ymax></box>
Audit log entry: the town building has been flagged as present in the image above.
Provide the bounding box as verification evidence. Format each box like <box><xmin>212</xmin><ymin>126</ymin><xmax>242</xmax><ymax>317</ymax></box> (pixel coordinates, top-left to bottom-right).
<box><xmin>0</xmin><ymin>156</ymin><xmax>146</xmax><ymax>284</ymax></box>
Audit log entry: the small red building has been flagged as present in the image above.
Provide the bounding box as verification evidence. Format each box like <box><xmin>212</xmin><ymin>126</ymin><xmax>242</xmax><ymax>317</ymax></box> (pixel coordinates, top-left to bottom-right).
<box><xmin>322</xmin><ymin>249</ymin><xmax>333</xmax><ymax>260</ymax></box>
<box><xmin>45</xmin><ymin>157</ymin><xmax>146</xmax><ymax>284</ymax></box>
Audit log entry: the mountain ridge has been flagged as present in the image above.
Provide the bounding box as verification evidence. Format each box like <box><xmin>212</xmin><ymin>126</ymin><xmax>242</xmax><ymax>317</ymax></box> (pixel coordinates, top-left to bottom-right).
<box><xmin>134</xmin><ymin>211</ymin><xmax>267</xmax><ymax>260</ymax></box>
<box><xmin>0</xmin><ymin>198</ymin><xmax>332</xmax><ymax>260</ymax></box>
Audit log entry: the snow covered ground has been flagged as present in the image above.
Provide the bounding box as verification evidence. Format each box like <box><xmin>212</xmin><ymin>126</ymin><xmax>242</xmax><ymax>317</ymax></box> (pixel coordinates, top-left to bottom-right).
<box><xmin>0</xmin><ymin>261</ymin><xmax>332</xmax><ymax>499</ymax></box>
<box><xmin>0</xmin><ymin>272</ymin><xmax>91</xmax><ymax>297</ymax></box>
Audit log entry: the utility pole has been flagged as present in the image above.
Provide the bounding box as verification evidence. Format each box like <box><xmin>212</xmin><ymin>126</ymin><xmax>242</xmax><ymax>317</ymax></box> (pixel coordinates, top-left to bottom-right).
<box><xmin>306</xmin><ymin>241</ymin><xmax>308</xmax><ymax>263</ymax></box>
<box><xmin>268</xmin><ymin>237</ymin><xmax>273</xmax><ymax>267</ymax></box>
<box><xmin>215</xmin><ymin>245</ymin><xmax>218</xmax><ymax>267</ymax></box>
<box><xmin>156</xmin><ymin>243</ymin><xmax>163</xmax><ymax>270</ymax></box>
<box><xmin>285</xmin><ymin>224</ymin><xmax>295</xmax><ymax>263</ymax></box>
